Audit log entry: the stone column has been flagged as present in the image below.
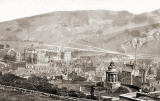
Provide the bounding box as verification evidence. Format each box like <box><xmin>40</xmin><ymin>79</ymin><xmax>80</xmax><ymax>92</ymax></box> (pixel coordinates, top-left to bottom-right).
<box><xmin>116</xmin><ymin>74</ymin><xmax>118</xmax><ymax>82</ymax></box>
<box><xmin>108</xmin><ymin>74</ymin><xmax>110</xmax><ymax>82</ymax></box>
<box><xmin>113</xmin><ymin>74</ymin><xmax>115</xmax><ymax>82</ymax></box>
<box><xmin>111</xmin><ymin>74</ymin><xmax>113</xmax><ymax>82</ymax></box>
<box><xmin>113</xmin><ymin>74</ymin><xmax>116</xmax><ymax>82</ymax></box>
<box><xmin>106</xmin><ymin>73</ymin><xmax>108</xmax><ymax>82</ymax></box>
<box><xmin>109</xmin><ymin>74</ymin><xmax>111</xmax><ymax>82</ymax></box>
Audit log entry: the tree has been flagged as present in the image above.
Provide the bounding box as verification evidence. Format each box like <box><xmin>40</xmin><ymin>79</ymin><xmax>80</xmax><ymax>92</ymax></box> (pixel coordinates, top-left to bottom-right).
<box><xmin>27</xmin><ymin>75</ymin><xmax>52</xmax><ymax>92</ymax></box>
<box><xmin>68</xmin><ymin>89</ymin><xmax>86</xmax><ymax>98</ymax></box>
<box><xmin>156</xmin><ymin>68</ymin><xmax>160</xmax><ymax>80</ymax></box>
<box><xmin>139</xmin><ymin>64</ymin><xmax>151</xmax><ymax>83</ymax></box>
<box><xmin>90</xmin><ymin>85</ymin><xmax>95</xmax><ymax>99</ymax></box>
<box><xmin>0</xmin><ymin>73</ymin><xmax>22</xmax><ymax>86</ymax></box>
<box><xmin>57</xmin><ymin>87</ymin><xmax>68</xmax><ymax>96</ymax></box>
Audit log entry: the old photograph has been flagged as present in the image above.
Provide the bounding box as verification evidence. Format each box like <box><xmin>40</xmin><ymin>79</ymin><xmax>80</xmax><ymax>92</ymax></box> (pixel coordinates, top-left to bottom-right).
<box><xmin>0</xmin><ymin>0</ymin><xmax>160</xmax><ymax>101</ymax></box>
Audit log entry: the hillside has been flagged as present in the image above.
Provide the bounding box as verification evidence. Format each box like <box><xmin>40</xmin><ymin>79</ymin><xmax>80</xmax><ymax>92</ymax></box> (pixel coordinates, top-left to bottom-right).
<box><xmin>0</xmin><ymin>9</ymin><xmax>160</xmax><ymax>56</ymax></box>
<box><xmin>78</xmin><ymin>23</ymin><xmax>160</xmax><ymax>56</ymax></box>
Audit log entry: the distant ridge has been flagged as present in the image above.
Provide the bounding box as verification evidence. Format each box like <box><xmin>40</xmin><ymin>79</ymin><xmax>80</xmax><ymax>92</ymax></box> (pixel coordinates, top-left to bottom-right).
<box><xmin>0</xmin><ymin>9</ymin><xmax>160</xmax><ymax>56</ymax></box>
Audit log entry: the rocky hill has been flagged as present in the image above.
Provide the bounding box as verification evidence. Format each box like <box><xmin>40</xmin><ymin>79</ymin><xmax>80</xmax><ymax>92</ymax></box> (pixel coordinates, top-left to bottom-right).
<box><xmin>0</xmin><ymin>9</ymin><xmax>160</xmax><ymax>56</ymax></box>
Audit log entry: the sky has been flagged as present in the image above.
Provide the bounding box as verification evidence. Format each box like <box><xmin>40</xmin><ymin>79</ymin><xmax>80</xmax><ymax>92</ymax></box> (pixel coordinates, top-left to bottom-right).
<box><xmin>0</xmin><ymin>0</ymin><xmax>160</xmax><ymax>22</ymax></box>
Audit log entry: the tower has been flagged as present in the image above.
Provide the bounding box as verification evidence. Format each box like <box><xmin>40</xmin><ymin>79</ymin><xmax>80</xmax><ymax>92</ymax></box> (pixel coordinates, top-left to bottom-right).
<box><xmin>105</xmin><ymin>62</ymin><xmax>120</xmax><ymax>90</ymax></box>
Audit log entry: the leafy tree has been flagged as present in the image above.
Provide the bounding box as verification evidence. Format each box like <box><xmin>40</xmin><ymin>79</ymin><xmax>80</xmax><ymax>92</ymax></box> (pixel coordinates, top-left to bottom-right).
<box><xmin>50</xmin><ymin>86</ymin><xmax>59</xmax><ymax>95</ymax></box>
<box><xmin>156</xmin><ymin>68</ymin><xmax>160</xmax><ymax>81</ymax></box>
<box><xmin>68</xmin><ymin>89</ymin><xmax>86</xmax><ymax>98</ymax></box>
<box><xmin>90</xmin><ymin>85</ymin><xmax>95</xmax><ymax>99</ymax></box>
<box><xmin>56</xmin><ymin>87</ymin><xmax>68</xmax><ymax>96</ymax></box>
<box><xmin>0</xmin><ymin>73</ymin><xmax>23</xmax><ymax>86</ymax></box>
<box><xmin>27</xmin><ymin>75</ymin><xmax>52</xmax><ymax>92</ymax></box>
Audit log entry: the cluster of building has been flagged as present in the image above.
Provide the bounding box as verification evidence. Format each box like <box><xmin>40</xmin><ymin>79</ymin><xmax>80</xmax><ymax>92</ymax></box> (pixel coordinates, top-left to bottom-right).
<box><xmin>119</xmin><ymin>61</ymin><xmax>160</xmax><ymax>91</ymax></box>
<box><xmin>0</xmin><ymin>43</ymin><xmax>100</xmax><ymax>81</ymax></box>
<box><xmin>1</xmin><ymin>41</ymin><xmax>160</xmax><ymax>101</ymax></box>
<box><xmin>0</xmin><ymin>43</ymin><xmax>78</xmax><ymax>77</ymax></box>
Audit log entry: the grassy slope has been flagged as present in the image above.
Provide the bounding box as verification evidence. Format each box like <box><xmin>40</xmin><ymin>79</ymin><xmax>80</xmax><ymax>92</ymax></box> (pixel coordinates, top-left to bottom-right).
<box><xmin>0</xmin><ymin>90</ymin><xmax>61</xmax><ymax>101</ymax></box>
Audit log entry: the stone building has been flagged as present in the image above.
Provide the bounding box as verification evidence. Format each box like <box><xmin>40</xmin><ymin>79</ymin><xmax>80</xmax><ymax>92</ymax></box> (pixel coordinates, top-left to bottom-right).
<box><xmin>105</xmin><ymin>62</ymin><xmax>120</xmax><ymax>89</ymax></box>
<box><xmin>120</xmin><ymin>64</ymin><xmax>139</xmax><ymax>85</ymax></box>
<box><xmin>23</xmin><ymin>44</ymin><xmax>37</xmax><ymax>64</ymax></box>
<box><xmin>64</xmin><ymin>51</ymin><xmax>72</xmax><ymax>61</ymax></box>
<box><xmin>36</xmin><ymin>48</ymin><xmax>49</xmax><ymax>63</ymax></box>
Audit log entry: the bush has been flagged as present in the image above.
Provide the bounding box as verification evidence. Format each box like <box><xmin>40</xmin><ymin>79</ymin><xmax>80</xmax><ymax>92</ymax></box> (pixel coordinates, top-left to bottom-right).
<box><xmin>56</xmin><ymin>87</ymin><xmax>68</xmax><ymax>96</ymax></box>
<box><xmin>68</xmin><ymin>89</ymin><xmax>86</xmax><ymax>98</ymax></box>
<box><xmin>27</xmin><ymin>75</ymin><xmax>52</xmax><ymax>92</ymax></box>
<box><xmin>0</xmin><ymin>73</ymin><xmax>91</xmax><ymax>100</ymax></box>
<box><xmin>96</xmin><ymin>82</ymin><xmax>104</xmax><ymax>87</ymax></box>
<box><xmin>0</xmin><ymin>73</ymin><xmax>23</xmax><ymax>86</ymax></box>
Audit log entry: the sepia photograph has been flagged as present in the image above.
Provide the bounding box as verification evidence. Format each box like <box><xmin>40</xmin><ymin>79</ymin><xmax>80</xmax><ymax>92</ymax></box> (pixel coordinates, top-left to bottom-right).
<box><xmin>0</xmin><ymin>0</ymin><xmax>160</xmax><ymax>101</ymax></box>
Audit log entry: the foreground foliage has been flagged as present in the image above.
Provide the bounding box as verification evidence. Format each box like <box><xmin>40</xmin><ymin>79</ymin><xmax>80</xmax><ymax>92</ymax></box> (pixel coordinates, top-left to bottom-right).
<box><xmin>0</xmin><ymin>73</ymin><xmax>87</xmax><ymax>99</ymax></box>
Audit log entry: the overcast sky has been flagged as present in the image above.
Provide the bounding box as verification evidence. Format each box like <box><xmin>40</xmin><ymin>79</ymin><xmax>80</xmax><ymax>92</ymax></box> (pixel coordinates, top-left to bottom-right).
<box><xmin>0</xmin><ymin>0</ymin><xmax>160</xmax><ymax>22</ymax></box>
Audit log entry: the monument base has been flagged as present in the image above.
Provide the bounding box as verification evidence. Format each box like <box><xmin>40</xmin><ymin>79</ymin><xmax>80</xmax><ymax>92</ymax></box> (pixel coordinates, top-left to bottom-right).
<box><xmin>105</xmin><ymin>82</ymin><xmax>121</xmax><ymax>90</ymax></box>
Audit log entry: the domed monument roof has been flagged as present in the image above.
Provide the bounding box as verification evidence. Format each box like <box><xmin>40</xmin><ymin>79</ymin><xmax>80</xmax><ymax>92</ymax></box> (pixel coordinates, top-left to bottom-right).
<box><xmin>107</xmin><ymin>61</ymin><xmax>118</xmax><ymax>73</ymax></box>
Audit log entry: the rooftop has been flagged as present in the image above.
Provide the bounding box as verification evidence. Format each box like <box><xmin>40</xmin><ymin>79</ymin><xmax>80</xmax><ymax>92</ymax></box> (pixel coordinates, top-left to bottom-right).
<box><xmin>120</xmin><ymin>91</ymin><xmax>160</xmax><ymax>101</ymax></box>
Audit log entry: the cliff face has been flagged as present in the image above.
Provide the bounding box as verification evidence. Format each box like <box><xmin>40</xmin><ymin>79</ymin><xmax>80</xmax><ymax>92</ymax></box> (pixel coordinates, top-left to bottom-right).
<box><xmin>0</xmin><ymin>9</ymin><xmax>160</xmax><ymax>56</ymax></box>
